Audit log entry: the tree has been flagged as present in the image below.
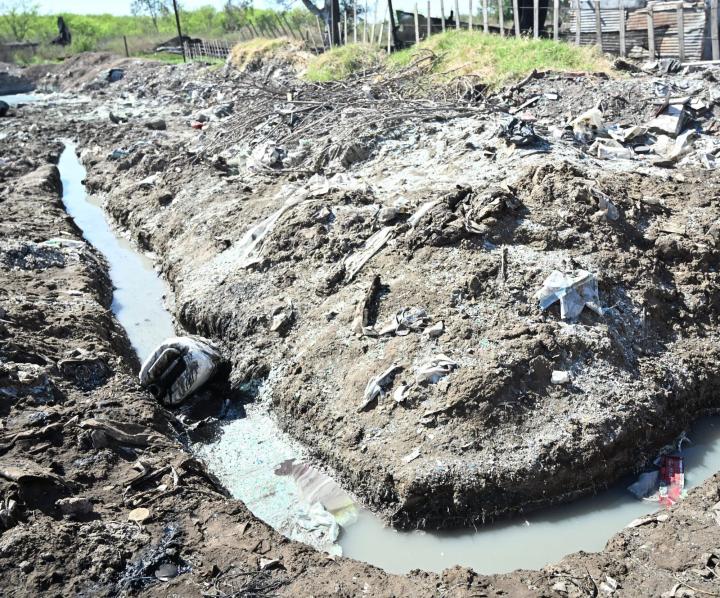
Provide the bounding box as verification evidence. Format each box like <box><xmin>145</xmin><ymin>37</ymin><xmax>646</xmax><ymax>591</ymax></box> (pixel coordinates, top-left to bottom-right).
<box><xmin>222</xmin><ymin>0</ymin><xmax>252</xmax><ymax>32</ymax></box>
<box><xmin>297</xmin><ymin>0</ymin><xmax>341</xmax><ymax>45</ymax></box>
<box><xmin>130</xmin><ymin>0</ymin><xmax>173</xmax><ymax>32</ymax></box>
<box><xmin>0</xmin><ymin>0</ymin><xmax>38</xmax><ymax>42</ymax></box>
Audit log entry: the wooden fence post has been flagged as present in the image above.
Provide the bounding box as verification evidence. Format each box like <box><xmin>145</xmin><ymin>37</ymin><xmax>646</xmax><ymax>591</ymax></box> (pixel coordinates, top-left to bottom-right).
<box><xmin>353</xmin><ymin>0</ymin><xmax>358</xmax><ymax>42</ymax></box>
<box><xmin>499</xmin><ymin>0</ymin><xmax>505</xmax><ymax>35</ymax></box>
<box><xmin>123</xmin><ymin>35</ymin><xmax>129</xmax><ymax>57</ymax></box>
<box><xmin>594</xmin><ymin>0</ymin><xmax>602</xmax><ymax>48</ymax></box>
<box><xmin>618</xmin><ymin>0</ymin><xmax>626</xmax><ymax>56</ymax></box>
<box><xmin>316</xmin><ymin>15</ymin><xmax>325</xmax><ymax>47</ymax></box>
<box><xmin>415</xmin><ymin>3</ymin><xmax>420</xmax><ymax>42</ymax></box>
<box><xmin>428</xmin><ymin>1</ymin><xmax>432</xmax><ymax>37</ymax></box>
<box><xmin>455</xmin><ymin>0</ymin><xmax>461</xmax><ymax>28</ymax></box>
<box><xmin>469</xmin><ymin>0</ymin><xmax>473</xmax><ymax>30</ymax></box>
<box><xmin>513</xmin><ymin>0</ymin><xmax>520</xmax><ymax>37</ymax></box>
<box><xmin>533</xmin><ymin>0</ymin><xmax>539</xmax><ymax>37</ymax></box>
<box><xmin>483</xmin><ymin>0</ymin><xmax>489</xmax><ymax>32</ymax></box>
<box><xmin>676</xmin><ymin>2</ymin><xmax>684</xmax><ymax>61</ymax></box>
<box><xmin>364</xmin><ymin>0</ymin><xmax>369</xmax><ymax>42</ymax></box>
<box><xmin>575</xmin><ymin>0</ymin><xmax>581</xmax><ymax>44</ymax></box>
<box><xmin>553</xmin><ymin>0</ymin><xmax>559</xmax><ymax>39</ymax></box>
<box><xmin>441</xmin><ymin>0</ymin><xmax>447</xmax><ymax>31</ymax></box>
<box><xmin>647</xmin><ymin>1</ymin><xmax>655</xmax><ymax>57</ymax></box>
<box><xmin>712</xmin><ymin>0</ymin><xmax>720</xmax><ymax>60</ymax></box>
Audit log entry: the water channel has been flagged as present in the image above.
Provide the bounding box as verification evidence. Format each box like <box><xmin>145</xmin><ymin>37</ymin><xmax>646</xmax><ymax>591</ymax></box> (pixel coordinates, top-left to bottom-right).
<box><xmin>55</xmin><ymin>137</ymin><xmax>720</xmax><ymax>576</ymax></box>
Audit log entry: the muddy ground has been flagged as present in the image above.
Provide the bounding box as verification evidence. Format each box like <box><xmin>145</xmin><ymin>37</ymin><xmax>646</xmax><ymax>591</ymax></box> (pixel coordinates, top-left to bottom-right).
<box><xmin>2</xmin><ymin>51</ymin><xmax>720</xmax><ymax>596</ymax></box>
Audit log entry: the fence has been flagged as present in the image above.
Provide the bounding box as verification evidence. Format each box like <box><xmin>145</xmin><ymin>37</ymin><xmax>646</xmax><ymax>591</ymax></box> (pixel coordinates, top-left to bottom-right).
<box><xmin>181</xmin><ymin>0</ymin><xmax>720</xmax><ymax>64</ymax></box>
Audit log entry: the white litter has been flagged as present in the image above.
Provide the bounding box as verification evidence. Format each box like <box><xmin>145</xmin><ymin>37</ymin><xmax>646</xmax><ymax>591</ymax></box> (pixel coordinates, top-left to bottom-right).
<box><xmin>536</xmin><ymin>270</ymin><xmax>603</xmax><ymax>321</ymax></box>
<box><xmin>414</xmin><ymin>354</ymin><xmax>458</xmax><ymax>384</ymax></box>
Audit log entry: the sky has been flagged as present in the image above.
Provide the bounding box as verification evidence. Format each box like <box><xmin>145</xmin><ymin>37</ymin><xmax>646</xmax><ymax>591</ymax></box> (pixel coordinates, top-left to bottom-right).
<box><xmin>34</xmin><ymin>0</ymin><xmax>421</xmax><ymax>16</ymax></box>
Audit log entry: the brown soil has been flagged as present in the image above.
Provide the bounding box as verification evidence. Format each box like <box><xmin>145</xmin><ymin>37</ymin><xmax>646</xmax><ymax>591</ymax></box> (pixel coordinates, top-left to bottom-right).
<box><xmin>2</xmin><ymin>51</ymin><xmax>720</xmax><ymax>597</ymax></box>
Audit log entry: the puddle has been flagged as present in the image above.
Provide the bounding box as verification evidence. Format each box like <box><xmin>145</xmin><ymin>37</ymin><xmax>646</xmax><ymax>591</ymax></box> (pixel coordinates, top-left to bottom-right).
<box><xmin>57</xmin><ymin>142</ymin><xmax>720</xmax><ymax>575</ymax></box>
<box><xmin>1</xmin><ymin>93</ymin><xmax>39</xmax><ymax>105</ymax></box>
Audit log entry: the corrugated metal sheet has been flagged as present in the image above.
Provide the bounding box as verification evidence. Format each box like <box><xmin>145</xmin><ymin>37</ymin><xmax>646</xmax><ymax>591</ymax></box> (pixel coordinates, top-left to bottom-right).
<box><xmin>570</xmin><ymin>1</ymin><xmax>706</xmax><ymax>60</ymax></box>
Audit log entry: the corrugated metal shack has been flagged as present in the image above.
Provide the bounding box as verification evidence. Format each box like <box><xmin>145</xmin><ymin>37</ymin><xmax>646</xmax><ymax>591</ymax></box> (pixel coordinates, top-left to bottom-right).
<box><xmin>570</xmin><ymin>0</ymin><xmax>710</xmax><ymax>60</ymax></box>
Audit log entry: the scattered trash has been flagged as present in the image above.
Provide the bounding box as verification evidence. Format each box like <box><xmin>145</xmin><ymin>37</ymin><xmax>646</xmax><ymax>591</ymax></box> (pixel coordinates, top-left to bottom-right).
<box><xmin>571</xmin><ymin>108</ymin><xmax>603</xmax><ymax>143</ymax></box>
<box><xmin>274</xmin><ymin>459</ymin><xmax>354</xmax><ymax>512</ymax></box>
<box><xmin>551</xmin><ymin>370</ymin><xmax>570</xmax><ymax>385</ymax></box>
<box><xmin>607</xmin><ymin>124</ymin><xmax>647</xmax><ymax>143</ymax></box>
<box><xmin>402</xmin><ymin>447</ymin><xmax>421</xmax><ymax>463</ymax></box>
<box><xmin>593</xmin><ymin>140</ymin><xmax>635</xmax><ymax>161</ymax></box>
<box><xmin>259</xmin><ymin>558</ymin><xmax>283</xmax><ymax>571</ymax></box>
<box><xmin>626</xmin><ymin>512</ymin><xmax>669</xmax><ymax>528</ymax></box>
<box><xmin>351</xmin><ymin>275</ymin><xmax>381</xmax><ymax>336</ymax></box>
<box><xmin>344</xmin><ymin>226</ymin><xmax>395</xmax><ymax>281</ymax></box>
<box><xmin>139</xmin><ymin>336</ymin><xmax>222</xmax><ymax>406</ymax></box>
<box><xmin>536</xmin><ymin>270</ymin><xmax>602</xmax><ymax>320</ymax></box>
<box><xmin>108</xmin><ymin>148</ymin><xmax>129</xmax><ymax>161</ymax></box>
<box><xmin>393</xmin><ymin>384</ymin><xmax>410</xmax><ymax>403</ymax></box>
<box><xmin>269</xmin><ymin>299</ymin><xmax>295</xmax><ymax>334</ymax></box>
<box><xmin>591</xmin><ymin>188</ymin><xmax>620</xmax><ymax>221</ymax></box>
<box><xmin>128</xmin><ymin>507</ymin><xmax>151</xmax><ymax>523</ymax></box>
<box><xmin>292</xmin><ymin>502</ymin><xmax>340</xmax><ymax>550</ymax></box>
<box><xmin>41</xmin><ymin>237</ymin><xmax>85</xmax><ymax>249</ymax></box>
<box><xmin>154</xmin><ymin>563</ymin><xmax>178</xmax><ymax>581</ymax></box>
<box><xmin>646</xmin><ymin>104</ymin><xmax>686</xmax><ymax>138</ymax></box>
<box><xmin>360</xmin><ymin>364</ymin><xmax>402</xmax><ymax>411</ymax></box>
<box><xmin>190</xmin><ymin>120</ymin><xmax>205</xmax><ymax>130</ymax></box>
<box><xmin>627</xmin><ymin>470</ymin><xmax>660</xmax><ymax>499</ymax></box>
<box><xmin>652</xmin><ymin>130</ymin><xmax>697</xmax><ymax>166</ymax></box>
<box><xmin>659</xmin><ymin>455</ymin><xmax>685</xmax><ymax>507</ymax></box>
<box><xmin>600</xmin><ymin>575</ymin><xmax>619</xmax><ymax>594</ymax></box>
<box><xmin>56</xmin><ymin>496</ymin><xmax>93</xmax><ymax>517</ymax></box>
<box><xmin>377</xmin><ymin>307</ymin><xmax>429</xmax><ymax>336</ymax></box>
<box><xmin>497</xmin><ymin>116</ymin><xmax>541</xmax><ymax>147</ymax></box>
<box><xmin>107</xmin><ymin>68</ymin><xmax>124</xmax><ymax>82</ymax></box>
<box><xmin>426</xmin><ymin>321</ymin><xmax>444</xmax><ymax>338</ymax></box>
<box><xmin>414</xmin><ymin>354</ymin><xmax>458</xmax><ymax>384</ymax></box>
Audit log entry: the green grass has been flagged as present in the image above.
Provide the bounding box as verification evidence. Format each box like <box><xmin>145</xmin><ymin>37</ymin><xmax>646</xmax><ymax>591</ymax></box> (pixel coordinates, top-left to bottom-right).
<box><xmin>304</xmin><ymin>30</ymin><xmax>611</xmax><ymax>89</ymax></box>
<box><xmin>390</xmin><ymin>30</ymin><xmax>611</xmax><ymax>87</ymax></box>
<box><xmin>305</xmin><ymin>43</ymin><xmax>385</xmax><ymax>81</ymax></box>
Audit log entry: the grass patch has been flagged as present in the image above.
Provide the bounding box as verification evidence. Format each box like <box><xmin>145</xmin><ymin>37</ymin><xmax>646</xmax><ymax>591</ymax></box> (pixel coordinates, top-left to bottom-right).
<box><xmin>389</xmin><ymin>30</ymin><xmax>611</xmax><ymax>88</ymax></box>
<box><xmin>305</xmin><ymin>43</ymin><xmax>385</xmax><ymax>81</ymax></box>
<box><xmin>228</xmin><ymin>37</ymin><xmax>307</xmax><ymax>71</ymax></box>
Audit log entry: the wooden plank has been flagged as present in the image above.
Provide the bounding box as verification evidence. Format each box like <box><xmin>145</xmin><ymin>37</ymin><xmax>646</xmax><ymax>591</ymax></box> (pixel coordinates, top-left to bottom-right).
<box><xmin>594</xmin><ymin>0</ymin><xmax>602</xmax><ymax>48</ymax></box>
<box><xmin>575</xmin><ymin>0</ymin><xmax>581</xmax><ymax>44</ymax></box>
<box><xmin>498</xmin><ymin>0</ymin><xmax>504</xmax><ymax>36</ymax></box>
<box><xmin>441</xmin><ymin>0</ymin><xmax>446</xmax><ymax>31</ymax></box>
<box><xmin>676</xmin><ymin>3</ymin><xmax>684</xmax><ymax>61</ymax></box>
<box><xmin>712</xmin><ymin>0</ymin><xmax>719</xmax><ymax>60</ymax></box>
<box><xmin>483</xmin><ymin>0</ymin><xmax>489</xmax><ymax>33</ymax></box>
<box><xmin>513</xmin><ymin>0</ymin><xmax>520</xmax><ymax>37</ymax></box>
<box><xmin>553</xmin><ymin>0</ymin><xmax>559</xmax><ymax>40</ymax></box>
<box><xmin>618</xmin><ymin>0</ymin><xmax>626</xmax><ymax>56</ymax></box>
<box><xmin>414</xmin><ymin>3</ymin><xmax>420</xmax><ymax>43</ymax></box>
<box><xmin>533</xmin><ymin>0</ymin><xmax>539</xmax><ymax>38</ymax></box>
<box><xmin>647</xmin><ymin>1</ymin><xmax>655</xmax><ymax>57</ymax></box>
<box><xmin>455</xmin><ymin>0</ymin><xmax>461</xmax><ymax>29</ymax></box>
<box><xmin>428</xmin><ymin>1</ymin><xmax>432</xmax><ymax>37</ymax></box>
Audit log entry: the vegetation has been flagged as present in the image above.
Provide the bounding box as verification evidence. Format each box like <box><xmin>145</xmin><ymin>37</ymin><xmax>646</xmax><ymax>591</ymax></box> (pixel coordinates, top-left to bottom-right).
<box><xmin>305</xmin><ymin>30</ymin><xmax>611</xmax><ymax>88</ymax></box>
<box><xmin>305</xmin><ymin>43</ymin><xmax>384</xmax><ymax>81</ymax></box>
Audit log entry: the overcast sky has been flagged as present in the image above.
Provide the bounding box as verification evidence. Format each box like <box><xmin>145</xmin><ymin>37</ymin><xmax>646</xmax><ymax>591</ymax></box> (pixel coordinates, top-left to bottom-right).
<box><xmin>34</xmin><ymin>0</ymin><xmax>422</xmax><ymax>16</ymax></box>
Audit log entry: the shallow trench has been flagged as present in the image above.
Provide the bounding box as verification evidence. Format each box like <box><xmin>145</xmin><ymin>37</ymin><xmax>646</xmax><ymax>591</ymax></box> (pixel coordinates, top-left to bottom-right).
<box><xmin>56</xmin><ymin>133</ymin><xmax>720</xmax><ymax>576</ymax></box>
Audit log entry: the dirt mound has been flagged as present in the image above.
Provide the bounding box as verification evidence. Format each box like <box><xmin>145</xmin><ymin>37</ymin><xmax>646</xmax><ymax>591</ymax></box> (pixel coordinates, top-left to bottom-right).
<box><xmin>227</xmin><ymin>37</ymin><xmax>311</xmax><ymax>74</ymax></box>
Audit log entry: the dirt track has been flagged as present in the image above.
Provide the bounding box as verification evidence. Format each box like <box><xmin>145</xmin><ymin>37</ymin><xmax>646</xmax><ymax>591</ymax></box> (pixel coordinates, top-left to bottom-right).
<box><xmin>2</xmin><ymin>52</ymin><xmax>720</xmax><ymax>596</ymax></box>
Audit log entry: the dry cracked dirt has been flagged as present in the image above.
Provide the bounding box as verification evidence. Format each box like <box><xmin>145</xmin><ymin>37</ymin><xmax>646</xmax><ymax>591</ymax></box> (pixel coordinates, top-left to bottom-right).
<box><xmin>2</xmin><ymin>51</ymin><xmax>720</xmax><ymax>596</ymax></box>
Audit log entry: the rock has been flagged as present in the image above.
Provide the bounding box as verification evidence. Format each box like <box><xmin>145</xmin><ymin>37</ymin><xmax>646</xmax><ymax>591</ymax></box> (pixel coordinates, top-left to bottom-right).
<box><xmin>56</xmin><ymin>497</ymin><xmax>93</xmax><ymax>517</ymax></box>
<box><xmin>107</xmin><ymin>68</ymin><xmax>124</xmax><ymax>82</ymax></box>
<box><xmin>0</xmin><ymin>100</ymin><xmax>8</xmax><ymax>117</ymax></box>
<box><xmin>145</xmin><ymin>119</ymin><xmax>167</xmax><ymax>131</ymax></box>
<box><xmin>18</xmin><ymin>560</ymin><xmax>32</xmax><ymax>573</ymax></box>
<box><xmin>155</xmin><ymin>563</ymin><xmax>178</xmax><ymax>581</ymax></box>
<box><xmin>214</xmin><ymin>104</ymin><xmax>233</xmax><ymax>118</ymax></box>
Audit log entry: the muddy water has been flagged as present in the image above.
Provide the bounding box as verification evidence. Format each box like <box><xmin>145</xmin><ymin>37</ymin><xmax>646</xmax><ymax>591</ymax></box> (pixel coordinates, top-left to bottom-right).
<box><xmin>57</xmin><ymin>143</ymin><xmax>720</xmax><ymax>575</ymax></box>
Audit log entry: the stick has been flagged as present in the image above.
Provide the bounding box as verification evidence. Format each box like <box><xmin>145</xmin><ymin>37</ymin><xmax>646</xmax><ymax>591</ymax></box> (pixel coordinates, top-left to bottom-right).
<box><xmin>441</xmin><ymin>0</ymin><xmax>447</xmax><ymax>31</ymax></box>
<box><xmin>594</xmin><ymin>0</ymin><xmax>602</xmax><ymax>48</ymax></box>
<box><xmin>513</xmin><ymin>0</ymin><xmax>520</xmax><ymax>37</ymax></box>
<box><xmin>172</xmin><ymin>0</ymin><xmax>186</xmax><ymax>62</ymax></box>
<box><xmin>415</xmin><ymin>2</ymin><xmax>420</xmax><ymax>43</ymax></box>
<box><xmin>455</xmin><ymin>0</ymin><xmax>461</xmax><ymax>29</ymax></box>
<box><xmin>676</xmin><ymin>2</ymin><xmax>684</xmax><ymax>62</ymax></box>
<box><xmin>618</xmin><ymin>0</ymin><xmax>626</xmax><ymax>56</ymax></box>
<box><xmin>123</xmin><ymin>35</ymin><xmax>129</xmax><ymax>57</ymax></box>
<box><xmin>712</xmin><ymin>0</ymin><xmax>719</xmax><ymax>60</ymax></box>
<box><xmin>483</xmin><ymin>0</ymin><xmax>489</xmax><ymax>32</ymax></box>
<box><xmin>498</xmin><ymin>0</ymin><xmax>504</xmax><ymax>35</ymax></box>
<box><xmin>533</xmin><ymin>0</ymin><xmax>539</xmax><ymax>37</ymax></box>
<box><xmin>553</xmin><ymin>0</ymin><xmax>559</xmax><ymax>40</ymax></box>
<box><xmin>647</xmin><ymin>1</ymin><xmax>655</xmax><ymax>57</ymax></box>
